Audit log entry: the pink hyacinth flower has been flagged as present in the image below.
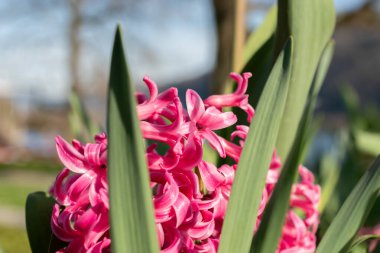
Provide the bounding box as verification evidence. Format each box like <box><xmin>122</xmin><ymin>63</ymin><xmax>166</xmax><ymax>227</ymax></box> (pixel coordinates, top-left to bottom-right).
<box><xmin>50</xmin><ymin>73</ymin><xmax>321</xmax><ymax>253</ymax></box>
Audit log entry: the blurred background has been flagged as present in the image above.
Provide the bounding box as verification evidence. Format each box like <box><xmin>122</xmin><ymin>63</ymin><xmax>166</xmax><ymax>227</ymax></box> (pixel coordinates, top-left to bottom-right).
<box><xmin>1</xmin><ymin>0</ymin><xmax>380</xmax><ymax>252</ymax></box>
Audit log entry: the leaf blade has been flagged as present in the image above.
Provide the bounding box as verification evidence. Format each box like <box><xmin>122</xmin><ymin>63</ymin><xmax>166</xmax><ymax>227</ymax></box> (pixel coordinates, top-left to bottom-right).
<box><xmin>250</xmin><ymin>40</ymin><xmax>334</xmax><ymax>253</ymax></box>
<box><xmin>25</xmin><ymin>192</ymin><xmax>66</xmax><ymax>253</ymax></box>
<box><xmin>107</xmin><ymin>26</ymin><xmax>159</xmax><ymax>253</ymax></box>
<box><xmin>316</xmin><ymin>156</ymin><xmax>380</xmax><ymax>253</ymax></box>
<box><xmin>243</xmin><ymin>5</ymin><xmax>277</xmax><ymax>67</ymax></box>
<box><xmin>349</xmin><ymin>234</ymin><xmax>380</xmax><ymax>252</ymax></box>
<box><xmin>69</xmin><ymin>90</ymin><xmax>101</xmax><ymax>141</ymax></box>
<box><xmin>355</xmin><ymin>130</ymin><xmax>380</xmax><ymax>157</ymax></box>
<box><xmin>275</xmin><ymin>0</ymin><xmax>336</xmax><ymax>160</ymax></box>
<box><xmin>218</xmin><ymin>38</ymin><xmax>293</xmax><ymax>253</ymax></box>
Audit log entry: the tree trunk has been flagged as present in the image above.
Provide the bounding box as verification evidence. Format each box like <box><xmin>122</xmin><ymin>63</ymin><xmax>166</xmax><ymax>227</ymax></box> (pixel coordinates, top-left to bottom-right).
<box><xmin>212</xmin><ymin>0</ymin><xmax>246</xmax><ymax>94</ymax></box>
<box><xmin>69</xmin><ymin>0</ymin><xmax>84</xmax><ymax>95</ymax></box>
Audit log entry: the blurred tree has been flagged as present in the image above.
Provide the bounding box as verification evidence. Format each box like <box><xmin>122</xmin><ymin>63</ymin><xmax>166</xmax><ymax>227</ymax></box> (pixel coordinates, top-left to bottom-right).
<box><xmin>212</xmin><ymin>0</ymin><xmax>247</xmax><ymax>93</ymax></box>
<box><xmin>69</xmin><ymin>0</ymin><xmax>84</xmax><ymax>95</ymax></box>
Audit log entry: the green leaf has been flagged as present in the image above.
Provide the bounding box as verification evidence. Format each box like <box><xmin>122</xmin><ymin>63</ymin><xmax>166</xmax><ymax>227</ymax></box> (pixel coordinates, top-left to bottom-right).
<box><xmin>218</xmin><ymin>36</ymin><xmax>275</xmax><ymax>167</ymax></box>
<box><xmin>243</xmin><ymin>5</ymin><xmax>277</xmax><ymax>67</ymax></box>
<box><xmin>239</xmin><ymin>5</ymin><xmax>278</xmax><ymax>110</ymax></box>
<box><xmin>69</xmin><ymin>90</ymin><xmax>101</xmax><ymax>141</ymax></box>
<box><xmin>275</xmin><ymin>0</ymin><xmax>336</xmax><ymax>161</ymax></box>
<box><xmin>241</xmin><ymin>36</ymin><xmax>275</xmax><ymax>110</ymax></box>
<box><xmin>316</xmin><ymin>156</ymin><xmax>380</xmax><ymax>253</ymax></box>
<box><xmin>349</xmin><ymin>234</ymin><xmax>380</xmax><ymax>252</ymax></box>
<box><xmin>107</xmin><ymin>25</ymin><xmax>159</xmax><ymax>253</ymax></box>
<box><xmin>217</xmin><ymin>39</ymin><xmax>275</xmax><ymax>166</ymax></box>
<box><xmin>340</xmin><ymin>85</ymin><xmax>362</xmax><ymax>129</ymax></box>
<box><xmin>249</xmin><ymin>90</ymin><xmax>309</xmax><ymax>253</ymax></box>
<box><xmin>350</xmin><ymin>243</ymin><xmax>368</xmax><ymax>253</ymax></box>
<box><xmin>355</xmin><ymin>130</ymin><xmax>380</xmax><ymax>157</ymax></box>
<box><xmin>218</xmin><ymin>38</ymin><xmax>293</xmax><ymax>253</ymax></box>
<box><xmin>217</xmin><ymin>7</ymin><xmax>278</xmax><ymax>164</ymax></box>
<box><xmin>25</xmin><ymin>192</ymin><xmax>66</xmax><ymax>253</ymax></box>
<box><xmin>249</xmin><ymin>39</ymin><xmax>334</xmax><ymax>253</ymax></box>
<box><xmin>319</xmin><ymin>153</ymin><xmax>340</xmax><ymax>213</ymax></box>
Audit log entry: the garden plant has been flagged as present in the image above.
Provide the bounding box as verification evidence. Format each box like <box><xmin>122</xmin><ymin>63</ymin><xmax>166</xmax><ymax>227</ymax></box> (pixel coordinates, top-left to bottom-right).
<box><xmin>25</xmin><ymin>1</ymin><xmax>380</xmax><ymax>253</ymax></box>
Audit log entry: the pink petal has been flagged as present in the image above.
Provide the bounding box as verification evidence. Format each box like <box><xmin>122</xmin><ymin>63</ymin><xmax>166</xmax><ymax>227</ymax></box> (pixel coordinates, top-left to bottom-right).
<box><xmin>172</xmin><ymin>171</ymin><xmax>202</xmax><ymax>199</ymax></box>
<box><xmin>138</xmin><ymin>87</ymin><xmax>178</xmax><ymax>120</ymax></box>
<box><xmin>173</xmin><ymin>135</ymin><xmax>203</xmax><ymax>171</ymax></box>
<box><xmin>51</xmin><ymin>204</ymin><xmax>75</xmax><ymax>241</ymax></box>
<box><xmin>84</xmin><ymin>143</ymin><xmax>105</xmax><ymax>167</ymax></box>
<box><xmin>218</xmin><ymin>136</ymin><xmax>242</xmax><ymax>161</ymax></box>
<box><xmin>219</xmin><ymin>164</ymin><xmax>235</xmax><ymax>185</ymax></box>
<box><xmin>157</xmin><ymin>223</ymin><xmax>165</xmax><ymax>248</ymax></box>
<box><xmin>194</xmin><ymin>190</ymin><xmax>221</xmax><ymax>210</ymax></box>
<box><xmin>153</xmin><ymin>172</ymin><xmax>179</xmax><ymax>212</ymax></box>
<box><xmin>140</xmin><ymin>121</ymin><xmax>179</xmax><ymax>145</ymax></box>
<box><xmin>198</xmin><ymin>106</ymin><xmax>237</xmax><ymax>130</ymax></box>
<box><xmin>143</xmin><ymin>76</ymin><xmax>158</xmax><ymax>103</ymax></box>
<box><xmin>56</xmin><ymin>136</ymin><xmax>88</xmax><ymax>174</ymax></box>
<box><xmin>187</xmin><ymin>210</ymin><xmax>215</xmax><ymax>240</ymax></box>
<box><xmin>52</xmin><ymin>168</ymin><xmax>71</xmax><ymax>205</ymax></box>
<box><xmin>193</xmin><ymin>238</ymin><xmax>217</xmax><ymax>253</ymax></box>
<box><xmin>65</xmin><ymin>237</ymin><xmax>86</xmax><ymax>253</ymax></box>
<box><xmin>230</xmin><ymin>72</ymin><xmax>252</xmax><ymax>95</ymax></box>
<box><xmin>240</xmin><ymin>103</ymin><xmax>255</xmax><ymax>123</ymax></box>
<box><xmin>67</xmin><ymin>173</ymin><xmax>92</xmax><ymax>204</ymax></box>
<box><xmin>94</xmin><ymin>132</ymin><xmax>107</xmax><ymax>144</ymax></box>
<box><xmin>75</xmin><ymin>207</ymin><xmax>98</xmax><ymax>233</ymax></box>
<box><xmin>198</xmin><ymin>161</ymin><xmax>225</xmax><ymax>191</ymax></box>
<box><xmin>186</xmin><ymin>89</ymin><xmax>205</xmax><ymax>122</ymax></box>
<box><xmin>231</xmin><ymin>125</ymin><xmax>249</xmax><ymax>141</ymax></box>
<box><xmin>87</xmin><ymin>238</ymin><xmax>111</xmax><ymax>253</ymax></box>
<box><xmin>161</xmin><ymin>224</ymin><xmax>182</xmax><ymax>253</ymax></box>
<box><xmin>199</xmin><ymin>129</ymin><xmax>225</xmax><ymax>158</ymax></box>
<box><xmin>172</xmin><ymin>192</ymin><xmax>191</xmax><ymax>227</ymax></box>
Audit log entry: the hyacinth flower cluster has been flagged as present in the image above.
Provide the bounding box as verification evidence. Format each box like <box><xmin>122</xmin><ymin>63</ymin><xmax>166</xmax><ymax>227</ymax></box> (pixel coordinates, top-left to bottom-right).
<box><xmin>50</xmin><ymin>72</ymin><xmax>320</xmax><ymax>253</ymax></box>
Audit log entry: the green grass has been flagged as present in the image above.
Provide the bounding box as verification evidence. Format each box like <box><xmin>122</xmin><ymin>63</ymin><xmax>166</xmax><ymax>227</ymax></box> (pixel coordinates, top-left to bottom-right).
<box><xmin>0</xmin><ymin>160</ymin><xmax>60</xmax><ymax>174</ymax></box>
<box><xmin>0</xmin><ymin>167</ymin><xmax>56</xmax><ymax>252</ymax></box>
<box><xmin>0</xmin><ymin>183</ymin><xmax>45</xmax><ymax>207</ymax></box>
<box><xmin>0</xmin><ymin>169</ymin><xmax>54</xmax><ymax>207</ymax></box>
<box><xmin>0</xmin><ymin>226</ymin><xmax>30</xmax><ymax>253</ymax></box>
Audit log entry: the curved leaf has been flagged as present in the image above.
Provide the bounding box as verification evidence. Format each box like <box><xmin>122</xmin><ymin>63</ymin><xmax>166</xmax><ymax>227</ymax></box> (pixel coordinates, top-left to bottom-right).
<box><xmin>316</xmin><ymin>156</ymin><xmax>380</xmax><ymax>253</ymax></box>
<box><xmin>25</xmin><ymin>192</ymin><xmax>66</xmax><ymax>253</ymax></box>
<box><xmin>349</xmin><ymin>234</ymin><xmax>380</xmax><ymax>252</ymax></box>
<box><xmin>355</xmin><ymin>130</ymin><xmax>380</xmax><ymax>157</ymax></box>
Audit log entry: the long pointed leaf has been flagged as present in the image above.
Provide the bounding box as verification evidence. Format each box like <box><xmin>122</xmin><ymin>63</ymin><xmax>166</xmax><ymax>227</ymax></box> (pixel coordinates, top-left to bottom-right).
<box><xmin>319</xmin><ymin>153</ymin><xmax>340</xmax><ymax>214</ymax></box>
<box><xmin>355</xmin><ymin>130</ymin><xmax>380</xmax><ymax>157</ymax></box>
<box><xmin>240</xmin><ymin>5</ymin><xmax>277</xmax><ymax>109</ymax></box>
<box><xmin>107</xmin><ymin>26</ymin><xmax>159</xmax><ymax>253</ymax></box>
<box><xmin>69</xmin><ymin>90</ymin><xmax>101</xmax><ymax>141</ymax></box>
<box><xmin>218</xmin><ymin>36</ymin><xmax>275</xmax><ymax>167</ymax></box>
<box><xmin>243</xmin><ymin>5</ymin><xmax>277</xmax><ymax>67</ymax></box>
<box><xmin>250</xmin><ymin>41</ymin><xmax>334</xmax><ymax>253</ymax></box>
<box><xmin>275</xmin><ymin>0</ymin><xmax>336</xmax><ymax>160</ymax></box>
<box><xmin>316</xmin><ymin>156</ymin><xmax>380</xmax><ymax>253</ymax></box>
<box><xmin>349</xmin><ymin>234</ymin><xmax>380</xmax><ymax>252</ymax></box>
<box><xmin>217</xmin><ymin>7</ymin><xmax>277</xmax><ymax>166</ymax></box>
<box><xmin>240</xmin><ymin>36</ymin><xmax>274</xmax><ymax>111</ymax></box>
<box><xmin>218</xmin><ymin>38</ymin><xmax>293</xmax><ymax>253</ymax></box>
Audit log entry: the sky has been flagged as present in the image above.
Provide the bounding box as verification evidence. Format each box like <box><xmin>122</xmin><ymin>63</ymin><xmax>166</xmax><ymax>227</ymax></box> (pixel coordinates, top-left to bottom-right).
<box><xmin>0</xmin><ymin>0</ymin><xmax>372</xmax><ymax>105</ymax></box>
